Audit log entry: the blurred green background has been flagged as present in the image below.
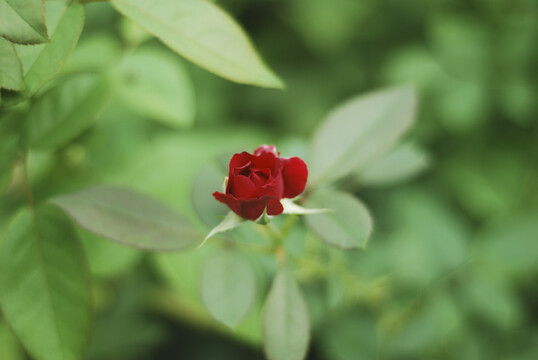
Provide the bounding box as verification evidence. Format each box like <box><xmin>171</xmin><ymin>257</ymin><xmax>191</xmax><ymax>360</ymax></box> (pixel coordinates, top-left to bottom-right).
<box><xmin>1</xmin><ymin>0</ymin><xmax>538</xmax><ymax>359</ymax></box>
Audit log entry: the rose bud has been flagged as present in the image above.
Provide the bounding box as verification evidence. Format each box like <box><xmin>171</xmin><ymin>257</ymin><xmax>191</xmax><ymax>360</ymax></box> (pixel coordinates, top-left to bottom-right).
<box><xmin>213</xmin><ymin>145</ymin><xmax>308</xmax><ymax>220</ymax></box>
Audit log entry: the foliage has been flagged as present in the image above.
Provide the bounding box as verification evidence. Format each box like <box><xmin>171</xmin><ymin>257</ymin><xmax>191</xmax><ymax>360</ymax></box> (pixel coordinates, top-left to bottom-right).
<box><xmin>1</xmin><ymin>0</ymin><xmax>537</xmax><ymax>360</ymax></box>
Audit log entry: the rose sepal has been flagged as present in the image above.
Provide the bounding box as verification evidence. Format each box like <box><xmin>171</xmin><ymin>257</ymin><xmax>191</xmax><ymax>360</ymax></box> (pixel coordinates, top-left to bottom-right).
<box><xmin>280</xmin><ymin>198</ymin><xmax>332</xmax><ymax>215</ymax></box>
<box><xmin>256</xmin><ymin>208</ymin><xmax>274</xmax><ymax>225</ymax></box>
<box><xmin>199</xmin><ymin>211</ymin><xmax>245</xmax><ymax>248</ymax></box>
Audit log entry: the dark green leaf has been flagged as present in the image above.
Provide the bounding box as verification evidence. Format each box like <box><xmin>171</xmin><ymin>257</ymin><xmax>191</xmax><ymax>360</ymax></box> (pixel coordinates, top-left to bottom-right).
<box><xmin>0</xmin><ymin>0</ymin><xmax>48</xmax><ymax>44</ymax></box>
<box><xmin>386</xmin><ymin>189</ymin><xmax>467</xmax><ymax>287</ymax></box>
<box><xmin>0</xmin><ymin>37</ymin><xmax>24</xmax><ymax>91</ymax></box>
<box><xmin>0</xmin><ymin>205</ymin><xmax>92</xmax><ymax>360</ymax></box>
<box><xmin>263</xmin><ymin>269</ymin><xmax>310</xmax><ymax>360</ymax></box>
<box><xmin>0</xmin><ymin>321</ymin><xmax>24</xmax><ymax>360</ymax></box>
<box><xmin>476</xmin><ymin>212</ymin><xmax>538</xmax><ymax>278</ymax></box>
<box><xmin>382</xmin><ymin>291</ymin><xmax>463</xmax><ymax>357</ymax></box>
<box><xmin>318</xmin><ymin>309</ymin><xmax>378</xmax><ymax>360</ymax></box>
<box><xmin>308</xmin><ymin>86</ymin><xmax>416</xmax><ymax>185</ymax></box>
<box><xmin>51</xmin><ymin>186</ymin><xmax>200</xmax><ymax>251</ymax></box>
<box><xmin>304</xmin><ymin>189</ymin><xmax>372</xmax><ymax>249</ymax></box>
<box><xmin>200</xmin><ymin>251</ymin><xmax>257</xmax><ymax>327</ymax></box>
<box><xmin>110</xmin><ymin>0</ymin><xmax>283</xmax><ymax>88</ymax></box>
<box><xmin>25</xmin><ymin>74</ymin><xmax>114</xmax><ymax>150</ymax></box>
<box><xmin>0</xmin><ymin>112</ymin><xmax>21</xmax><ymax>192</ymax></box>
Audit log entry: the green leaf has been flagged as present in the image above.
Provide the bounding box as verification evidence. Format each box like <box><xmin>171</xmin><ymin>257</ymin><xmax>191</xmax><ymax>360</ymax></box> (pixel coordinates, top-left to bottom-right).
<box><xmin>263</xmin><ymin>269</ymin><xmax>310</xmax><ymax>360</ymax></box>
<box><xmin>51</xmin><ymin>186</ymin><xmax>199</xmax><ymax>251</ymax></box>
<box><xmin>428</xmin><ymin>15</ymin><xmax>489</xmax><ymax>82</ymax></box>
<box><xmin>110</xmin><ymin>0</ymin><xmax>284</xmax><ymax>88</ymax></box>
<box><xmin>356</xmin><ymin>142</ymin><xmax>429</xmax><ymax>187</ymax></box>
<box><xmin>386</xmin><ymin>189</ymin><xmax>467</xmax><ymax>287</ymax></box>
<box><xmin>202</xmin><ymin>211</ymin><xmax>245</xmax><ymax>245</ymax></box>
<box><xmin>308</xmin><ymin>86</ymin><xmax>416</xmax><ymax>185</ymax></box>
<box><xmin>460</xmin><ymin>268</ymin><xmax>521</xmax><ymax>330</ymax></box>
<box><xmin>25</xmin><ymin>74</ymin><xmax>114</xmax><ymax>149</ymax></box>
<box><xmin>2</xmin><ymin>1</ymin><xmax>84</xmax><ymax>106</ymax></box>
<box><xmin>0</xmin><ymin>0</ymin><xmax>48</xmax><ymax>44</ymax></box>
<box><xmin>0</xmin><ymin>37</ymin><xmax>24</xmax><ymax>91</ymax></box>
<box><xmin>304</xmin><ymin>189</ymin><xmax>372</xmax><ymax>249</ymax></box>
<box><xmin>79</xmin><ymin>227</ymin><xmax>143</xmax><ymax>279</ymax></box>
<box><xmin>192</xmin><ymin>165</ymin><xmax>229</xmax><ymax>228</ymax></box>
<box><xmin>200</xmin><ymin>250</ymin><xmax>257</xmax><ymax>327</ymax></box>
<box><xmin>0</xmin><ymin>112</ymin><xmax>21</xmax><ymax>189</ymax></box>
<box><xmin>60</xmin><ymin>34</ymin><xmax>122</xmax><ymax>75</ymax></box>
<box><xmin>476</xmin><ymin>212</ymin><xmax>538</xmax><ymax>278</ymax></box>
<box><xmin>382</xmin><ymin>290</ymin><xmax>463</xmax><ymax>357</ymax></box>
<box><xmin>318</xmin><ymin>309</ymin><xmax>378</xmax><ymax>360</ymax></box>
<box><xmin>0</xmin><ymin>321</ymin><xmax>24</xmax><ymax>360</ymax></box>
<box><xmin>116</xmin><ymin>47</ymin><xmax>195</xmax><ymax>128</ymax></box>
<box><xmin>0</xmin><ymin>205</ymin><xmax>92</xmax><ymax>360</ymax></box>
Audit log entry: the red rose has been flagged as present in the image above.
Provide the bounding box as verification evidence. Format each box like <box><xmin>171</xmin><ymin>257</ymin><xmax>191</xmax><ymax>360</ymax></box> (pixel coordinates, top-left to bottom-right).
<box><xmin>213</xmin><ymin>145</ymin><xmax>308</xmax><ymax>220</ymax></box>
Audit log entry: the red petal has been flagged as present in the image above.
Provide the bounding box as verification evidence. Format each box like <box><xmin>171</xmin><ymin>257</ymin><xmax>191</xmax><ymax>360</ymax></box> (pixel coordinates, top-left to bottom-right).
<box><xmin>241</xmin><ymin>199</ymin><xmax>267</xmax><ymax>220</ymax></box>
<box><xmin>253</xmin><ymin>173</ymin><xmax>283</xmax><ymax>199</ymax></box>
<box><xmin>252</xmin><ymin>151</ymin><xmax>278</xmax><ymax>172</ymax></box>
<box><xmin>214</xmin><ymin>192</ymin><xmax>242</xmax><ymax>217</ymax></box>
<box><xmin>281</xmin><ymin>157</ymin><xmax>308</xmax><ymax>198</ymax></box>
<box><xmin>213</xmin><ymin>192</ymin><xmax>266</xmax><ymax>220</ymax></box>
<box><xmin>213</xmin><ymin>191</ymin><xmax>227</xmax><ymax>204</ymax></box>
<box><xmin>229</xmin><ymin>174</ymin><xmax>256</xmax><ymax>198</ymax></box>
<box><xmin>254</xmin><ymin>145</ymin><xmax>277</xmax><ymax>156</ymax></box>
<box><xmin>229</xmin><ymin>152</ymin><xmax>252</xmax><ymax>174</ymax></box>
<box><xmin>266</xmin><ymin>198</ymin><xmax>284</xmax><ymax>216</ymax></box>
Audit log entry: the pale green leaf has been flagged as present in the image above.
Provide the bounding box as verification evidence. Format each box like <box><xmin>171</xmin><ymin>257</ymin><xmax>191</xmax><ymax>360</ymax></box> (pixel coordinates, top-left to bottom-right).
<box><xmin>25</xmin><ymin>74</ymin><xmax>114</xmax><ymax>149</ymax></box>
<box><xmin>60</xmin><ymin>34</ymin><xmax>122</xmax><ymax>74</ymax></box>
<box><xmin>110</xmin><ymin>0</ymin><xmax>283</xmax><ymax>88</ymax></box>
<box><xmin>263</xmin><ymin>269</ymin><xmax>310</xmax><ymax>360</ymax></box>
<box><xmin>308</xmin><ymin>86</ymin><xmax>416</xmax><ymax>185</ymax></box>
<box><xmin>0</xmin><ymin>37</ymin><xmax>24</xmax><ymax>91</ymax></box>
<box><xmin>51</xmin><ymin>186</ymin><xmax>199</xmax><ymax>251</ymax></box>
<box><xmin>0</xmin><ymin>0</ymin><xmax>48</xmax><ymax>44</ymax></box>
<box><xmin>2</xmin><ymin>1</ymin><xmax>84</xmax><ymax>106</ymax></box>
<box><xmin>0</xmin><ymin>205</ymin><xmax>92</xmax><ymax>360</ymax></box>
<box><xmin>281</xmin><ymin>198</ymin><xmax>331</xmax><ymax>215</ymax></box>
<box><xmin>192</xmin><ymin>165</ymin><xmax>228</xmax><ymax>228</ymax></box>
<box><xmin>356</xmin><ymin>142</ymin><xmax>429</xmax><ymax>187</ymax></box>
<box><xmin>116</xmin><ymin>47</ymin><xmax>195</xmax><ymax>128</ymax></box>
<box><xmin>119</xmin><ymin>17</ymin><xmax>153</xmax><ymax>47</ymax></box>
<box><xmin>304</xmin><ymin>189</ymin><xmax>372</xmax><ymax>249</ymax></box>
<box><xmin>203</xmin><ymin>211</ymin><xmax>245</xmax><ymax>243</ymax></box>
<box><xmin>200</xmin><ymin>251</ymin><xmax>257</xmax><ymax>327</ymax></box>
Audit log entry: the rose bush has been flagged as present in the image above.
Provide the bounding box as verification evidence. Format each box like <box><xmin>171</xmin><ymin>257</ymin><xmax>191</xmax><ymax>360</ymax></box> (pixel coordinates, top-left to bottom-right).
<box><xmin>213</xmin><ymin>145</ymin><xmax>308</xmax><ymax>220</ymax></box>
